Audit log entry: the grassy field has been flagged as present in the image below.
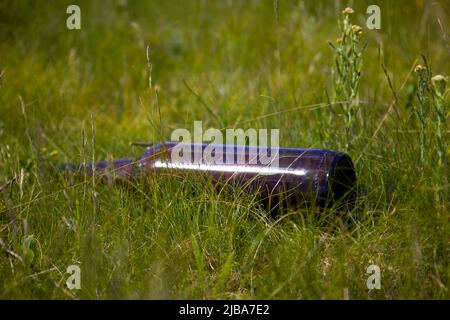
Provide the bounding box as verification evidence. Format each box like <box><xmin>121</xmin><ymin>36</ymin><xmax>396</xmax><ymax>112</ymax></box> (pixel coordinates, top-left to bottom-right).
<box><xmin>0</xmin><ymin>0</ymin><xmax>449</xmax><ymax>299</ymax></box>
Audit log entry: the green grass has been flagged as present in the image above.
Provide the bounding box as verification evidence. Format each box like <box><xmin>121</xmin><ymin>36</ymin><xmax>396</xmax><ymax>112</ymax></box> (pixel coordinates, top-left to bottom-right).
<box><xmin>0</xmin><ymin>0</ymin><xmax>449</xmax><ymax>299</ymax></box>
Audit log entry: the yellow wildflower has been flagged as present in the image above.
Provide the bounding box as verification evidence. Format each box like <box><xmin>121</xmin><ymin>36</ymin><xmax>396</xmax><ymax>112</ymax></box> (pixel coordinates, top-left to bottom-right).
<box><xmin>414</xmin><ymin>64</ymin><xmax>427</xmax><ymax>73</ymax></box>
<box><xmin>351</xmin><ymin>25</ymin><xmax>363</xmax><ymax>36</ymax></box>
<box><xmin>431</xmin><ymin>74</ymin><xmax>447</xmax><ymax>84</ymax></box>
<box><xmin>49</xmin><ymin>150</ymin><xmax>60</xmax><ymax>157</ymax></box>
<box><xmin>431</xmin><ymin>74</ymin><xmax>448</xmax><ymax>95</ymax></box>
<box><xmin>342</xmin><ymin>7</ymin><xmax>354</xmax><ymax>15</ymax></box>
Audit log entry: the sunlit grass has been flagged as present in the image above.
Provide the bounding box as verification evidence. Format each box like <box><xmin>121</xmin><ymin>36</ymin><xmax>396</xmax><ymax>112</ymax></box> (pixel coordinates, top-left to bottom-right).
<box><xmin>0</xmin><ymin>0</ymin><xmax>449</xmax><ymax>299</ymax></box>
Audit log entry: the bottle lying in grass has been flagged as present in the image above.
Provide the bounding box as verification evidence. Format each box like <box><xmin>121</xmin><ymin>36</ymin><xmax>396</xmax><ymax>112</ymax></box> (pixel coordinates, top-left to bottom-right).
<box><xmin>61</xmin><ymin>142</ymin><xmax>356</xmax><ymax>208</ymax></box>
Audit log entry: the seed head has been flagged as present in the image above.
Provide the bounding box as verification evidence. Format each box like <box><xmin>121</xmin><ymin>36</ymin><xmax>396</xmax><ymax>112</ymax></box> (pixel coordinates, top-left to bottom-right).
<box><xmin>351</xmin><ymin>25</ymin><xmax>363</xmax><ymax>36</ymax></box>
<box><xmin>414</xmin><ymin>64</ymin><xmax>427</xmax><ymax>74</ymax></box>
<box><xmin>431</xmin><ymin>74</ymin><xmax>448</xmax><ymax>95</ymax></box>
<box><xmin>432</xmin><ymin>74</ymin><xmax>447</xmax><ymax>84</ymax></box>
<box><xmin>342</xmin><ymin>7</ymin><xmax>354</xmax><ymax>15</ymax></box>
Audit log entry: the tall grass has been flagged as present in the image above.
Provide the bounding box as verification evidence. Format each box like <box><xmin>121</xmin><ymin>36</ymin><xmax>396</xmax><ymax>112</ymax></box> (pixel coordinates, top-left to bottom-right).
<box><xmin>329</xmin><ymin>7</ymin><xmax>365</xmax><ymax>150</ymax></box>
<box><xmin>0</xmin><ymin>0</ymin><xmax>449</xmax><ymax>299</ymax></box>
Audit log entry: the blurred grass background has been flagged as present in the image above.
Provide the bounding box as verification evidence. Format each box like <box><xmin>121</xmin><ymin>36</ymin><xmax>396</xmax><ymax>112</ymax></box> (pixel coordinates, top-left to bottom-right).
<box><xmin>0</xmin><ymin>0</ymin><xmax>449</xmax><ymax>298</ymax></box>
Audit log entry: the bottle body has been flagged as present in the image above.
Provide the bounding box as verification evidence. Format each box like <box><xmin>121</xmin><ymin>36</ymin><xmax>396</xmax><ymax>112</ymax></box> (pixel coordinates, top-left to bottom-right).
<box><xmin>136</xmin><ymin>142</ymin><xmax>356</xmax><ymax>206</ymax></box>
<box><xmin>66</xmin><ymin>141</ymin><xmax>356</xmax><ymax>207</ymax></box>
